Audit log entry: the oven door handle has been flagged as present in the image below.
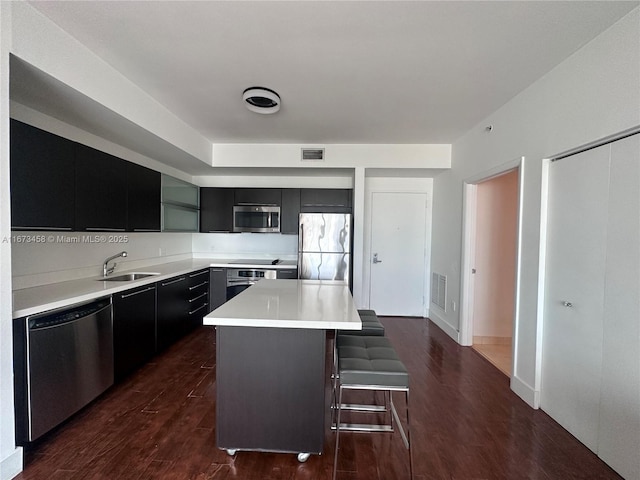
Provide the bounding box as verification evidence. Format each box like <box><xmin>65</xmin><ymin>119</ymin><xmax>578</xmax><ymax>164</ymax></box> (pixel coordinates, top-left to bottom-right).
<box><xmin>227</xmin><ymin>280</ymin><xmax>258</xmax><ymax>287</ymax></box>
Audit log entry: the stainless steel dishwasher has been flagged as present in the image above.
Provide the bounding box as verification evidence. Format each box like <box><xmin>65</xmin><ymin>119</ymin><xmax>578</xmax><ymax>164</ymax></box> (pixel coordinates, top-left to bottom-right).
<box><xmin>13</xmin><ymin>297</ymin><xmax>114</xmax><ymax>443</ymax></box>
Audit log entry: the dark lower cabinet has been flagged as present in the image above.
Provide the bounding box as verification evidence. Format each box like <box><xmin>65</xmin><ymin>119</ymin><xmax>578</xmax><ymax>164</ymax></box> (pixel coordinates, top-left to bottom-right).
<box><xmin>277</xmin><ymin>269</ymin><xmax>298</xmax><ymax>279</ymax></box>
<box><xmin>186</xmin><ymin>269</ymin><xmax>210</xmax><ymax>331</ymax></box>
<box><xmin>112</xmin><ymin>284</ymin><xmax>157</xmax><ymax>381</ymax></box>
<box><xmin>281</xmin><ymin>189</ymin><xmax>301</xmax><ymax>234</ymax></box>
<box><xmin>200</xmin><ymin>188</ymin><xmax>234</xmax><ymax>232</ymax></box>
<box><xmin>10</xmin><ymin>119</ymin><xmax>76</xmax><ymax>231</ymax></box>
<box><xmin>216</xmin><ymin>326</ymin><xmax>327</xmax><ymax>454</ymax></box>
<box><xmin>209</xmin><ymin>268</ymin><xmax>227</xmax><ymax>311</ymax></box>
<box><xmin>156</xmin><ymin>275</ymin><xmax>188</xmax><ymax>351</ymax></box>
<box><xmin>75</xmin><ymin>144</ymin><xmax>128</xmax><ymax>231</ymax></box>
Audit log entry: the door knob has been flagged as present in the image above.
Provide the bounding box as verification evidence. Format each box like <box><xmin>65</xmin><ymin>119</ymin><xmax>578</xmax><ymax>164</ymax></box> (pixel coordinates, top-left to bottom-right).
<box><xmin>373</xmin><ymin>253</ymin><xmax>382</xmax><ymax>264</ymax></box>
<box><xmin>562</xmin><ymin>301</ymin><xmax>573</xmax><ymax>308</ymax></box>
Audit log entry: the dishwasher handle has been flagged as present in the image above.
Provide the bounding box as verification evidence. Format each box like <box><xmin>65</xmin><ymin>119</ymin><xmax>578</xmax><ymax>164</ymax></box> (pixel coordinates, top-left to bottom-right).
<box><xmin>28</xmin><ymin>298</ymin><xmax>112</xmax><ymax>330</ymax></box>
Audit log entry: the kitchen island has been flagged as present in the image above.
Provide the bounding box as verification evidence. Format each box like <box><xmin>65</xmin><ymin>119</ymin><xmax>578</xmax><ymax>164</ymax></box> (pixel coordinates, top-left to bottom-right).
<box><xmin>202</xmin><ymin>279</ymin><xmax>361</xmax><ymax>460</ymax></box>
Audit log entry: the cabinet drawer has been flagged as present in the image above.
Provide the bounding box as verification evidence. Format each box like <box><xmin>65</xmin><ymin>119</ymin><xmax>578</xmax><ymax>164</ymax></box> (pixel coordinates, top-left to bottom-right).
<box><xmin>277</xmin><ymin>269</ymin><xmax>298</xmax><ymax>279</ymax></box>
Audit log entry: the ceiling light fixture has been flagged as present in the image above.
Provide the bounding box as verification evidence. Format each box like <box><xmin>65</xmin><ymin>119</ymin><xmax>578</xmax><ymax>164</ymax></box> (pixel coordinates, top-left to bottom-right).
<box><xmin>243</xmin><ymin>87</ymin><xmax>281</xmax><ymax>114</ymax></box>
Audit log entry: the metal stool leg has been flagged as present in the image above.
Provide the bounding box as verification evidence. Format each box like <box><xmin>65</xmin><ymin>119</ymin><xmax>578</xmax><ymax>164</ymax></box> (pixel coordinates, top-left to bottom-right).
<box><xmin>406</xmin><ymin>390</ymin><xmax>414</xmax><ymax>480</ymax></box>
<box><xmin>332</xmin><ymin>386</ymin><xmax>344</xmax><ymax>480</ymax></box>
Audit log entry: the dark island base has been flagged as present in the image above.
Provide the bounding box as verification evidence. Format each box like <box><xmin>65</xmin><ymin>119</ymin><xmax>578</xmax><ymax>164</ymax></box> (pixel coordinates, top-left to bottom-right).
<box><xmin>216</xmin><ymin>326</ymin><xmax>329</xmax><ymax>456</ymax></box>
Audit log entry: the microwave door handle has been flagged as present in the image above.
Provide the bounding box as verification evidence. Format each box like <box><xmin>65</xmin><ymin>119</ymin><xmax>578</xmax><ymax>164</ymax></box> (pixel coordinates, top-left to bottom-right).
<box><xmin>268</xmin><ymin>212</ymin><xmax>272</xmax><ymax>228</ymax></box>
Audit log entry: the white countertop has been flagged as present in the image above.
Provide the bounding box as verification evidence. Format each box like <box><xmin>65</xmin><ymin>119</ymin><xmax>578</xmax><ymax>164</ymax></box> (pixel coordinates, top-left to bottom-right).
<box><xmin>203</xmin><ymin>279</ymin><xmax>362</xmax><ymax>330</ymax></box>
<box><xmin>12</xmin><ymin>258</ymin><xmax>297</xmax><ymax>319</ymax></box>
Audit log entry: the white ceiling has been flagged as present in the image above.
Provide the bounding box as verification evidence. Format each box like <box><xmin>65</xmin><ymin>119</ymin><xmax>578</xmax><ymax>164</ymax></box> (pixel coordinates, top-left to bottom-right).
<box><xmin>22</xmin><ymin>1</ymin><xmax>639</xmax><ymax>145</ymax></box>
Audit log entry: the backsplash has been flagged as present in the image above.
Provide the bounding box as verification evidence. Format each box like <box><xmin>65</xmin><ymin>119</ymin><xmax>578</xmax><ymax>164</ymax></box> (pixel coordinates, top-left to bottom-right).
<box><xmin>191</xmin><ymin>232</ymin><xmax>298</xmax><ymax>260</ymax></box>
<box><xmin>12</xmin><ymin>232</ymin><xmax>299</xmax><ymax>289</ymax></box>
<box><xmin>11</xmin><ymin>232</ymin><xmax>193</xmax><ymax>289</ymax></box>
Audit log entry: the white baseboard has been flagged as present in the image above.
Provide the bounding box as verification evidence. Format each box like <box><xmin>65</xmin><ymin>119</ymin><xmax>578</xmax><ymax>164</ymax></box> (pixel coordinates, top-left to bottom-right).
<box><xmin>428</xmin><ymin>311</ymin><xmax>460</xmax><ymax>343</ymax></box>
<box><xmin>0</xmin><ymin>447</ymin><xmax>22</xmax><ymax>480</ymax></box>
<box><xmin>510</xmin><ymin>375</ymin><xmax>540</xmax><ymax>409</ymax></box>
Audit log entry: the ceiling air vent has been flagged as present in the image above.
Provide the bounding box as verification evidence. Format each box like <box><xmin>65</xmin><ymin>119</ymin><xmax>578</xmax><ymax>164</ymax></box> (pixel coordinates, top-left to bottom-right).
<box><xmin>301</xmin><ymin>148</ymin><xmax>325</xmax><ymax>161</ymax></box>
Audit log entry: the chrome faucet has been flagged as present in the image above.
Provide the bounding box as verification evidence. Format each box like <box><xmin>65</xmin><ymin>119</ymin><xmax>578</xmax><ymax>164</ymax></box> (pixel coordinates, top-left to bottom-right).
<box><xmin>103</xmin><ymin>251</ymin><xmax>127</xmax><ymax>277</ymax></box>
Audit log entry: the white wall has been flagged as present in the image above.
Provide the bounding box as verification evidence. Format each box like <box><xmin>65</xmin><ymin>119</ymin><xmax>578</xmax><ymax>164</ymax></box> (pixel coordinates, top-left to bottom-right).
<box><xmin>430</xmin><ymin>7</ymin><xmax>640</xmax><ymax>407</ymax></box>
<box><xmin>212</xmin><ymin>143</ymin><xmax>451</xmax><ymax>169</ymax></box>
<box><xmin>11</xmin><ymin>233</ymin><xmax>193</xmax><ymax>290</ymax></box>
<box><xmin>0</xmin><ymin>3</ymin><xmax>21</xmax><ymax>479</ymax></box>
<box><xmin>194</xmin><ymin>173</ymin><xmax>354</xmax><ymax>189</ymax></box>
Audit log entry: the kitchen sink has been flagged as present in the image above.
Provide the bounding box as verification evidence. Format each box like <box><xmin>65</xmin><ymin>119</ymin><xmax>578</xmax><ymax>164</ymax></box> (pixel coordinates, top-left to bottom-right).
<box><xmin>99</xmin><ymin>273</ymin><xmax>160</xmax><ymax>281</ymax></box>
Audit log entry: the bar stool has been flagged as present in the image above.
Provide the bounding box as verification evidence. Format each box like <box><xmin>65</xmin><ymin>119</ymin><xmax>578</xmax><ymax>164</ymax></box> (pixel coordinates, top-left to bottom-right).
<box><xmin>332</xmin><ymin>310</ymin><xmax>385</xmax><ymax>392</ymax></box>
<box><xmin>333</xmin><ymin>335</ymin><xmax>413</xmax><ymax>480</ymax></box>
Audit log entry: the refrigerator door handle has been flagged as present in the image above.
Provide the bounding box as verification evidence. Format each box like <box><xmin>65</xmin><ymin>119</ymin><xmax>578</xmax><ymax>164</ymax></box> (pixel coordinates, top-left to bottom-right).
<box><xmin>299</xmin><ymin>223</ymin><xmax>304</xmax><ymax>251</ymax></box>
<box><xmin>298</xmin><ymin>223</ymin><xmax>303</xmax><ymax>279</ymax></box>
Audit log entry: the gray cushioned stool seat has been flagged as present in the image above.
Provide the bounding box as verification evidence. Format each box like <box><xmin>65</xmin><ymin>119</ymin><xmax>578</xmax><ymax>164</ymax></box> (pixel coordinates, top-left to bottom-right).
<box><xmin>340</xmin><ymin>309</ymin><xmax>385</xmax><ymax>336</ymax></box>
<box><xmin>337</xmin><ymin>335</ymin><xmax>408</xmax><ymax>388</ymax></box>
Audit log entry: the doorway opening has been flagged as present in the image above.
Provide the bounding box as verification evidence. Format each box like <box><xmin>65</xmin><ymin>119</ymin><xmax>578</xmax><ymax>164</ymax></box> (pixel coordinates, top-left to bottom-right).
<box><xmin>460</xmin><ymin>161</ymin><xmax>523</xmax><ymax>378</ymax></box>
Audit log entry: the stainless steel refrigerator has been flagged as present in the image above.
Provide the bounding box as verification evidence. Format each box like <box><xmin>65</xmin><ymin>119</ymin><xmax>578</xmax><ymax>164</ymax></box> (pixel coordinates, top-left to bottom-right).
<box><xmin>298</xmin><ymin>213</ymin><xmax>352</xmax><ymax>286</ymax></box>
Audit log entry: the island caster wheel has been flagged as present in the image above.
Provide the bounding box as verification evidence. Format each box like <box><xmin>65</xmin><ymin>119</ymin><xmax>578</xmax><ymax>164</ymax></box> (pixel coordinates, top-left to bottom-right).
<box><xmin>226</xmin><ymin>449</ymin><xmax>237</xmax><ymax>456</ymax></box>
<box><xmin>297</xmin><ymin>452</ymin><xmax>310</xmax><ymax>463</ymax></box>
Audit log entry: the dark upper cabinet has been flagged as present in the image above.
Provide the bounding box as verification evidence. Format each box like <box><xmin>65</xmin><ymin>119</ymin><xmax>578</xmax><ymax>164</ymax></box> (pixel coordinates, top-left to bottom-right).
<box><xmin>75</xmin><ymin>144</ymin><xmax>128</xmax><ymax>231</ymax></box>
<box><xmin>234</xmin><ymin>188</ymin><xmax>281</xmax><ymax>206</ymax></box>
<box><xmin>112</xmin><ymin>284</ymin><xmax>157</xmax><ymax>381</ymax></box>
<box><xmin>300</xmin><ymin>189</ymin><xmax>352</xmax><ymax>213</ymax></box>
<box><xmin>281</xmin><ymin>188</ymin><xmax>301</xmax><ymax>234</ymax></box>
<box><xmin>10</xmin><ymin>120</ymin><xmax>76</xmax><ymax>231</ymax></box>
<box><xmin>200</xmin><ymin>188</ymin><xmax>234</xmax><ymax>232</ymax></box>
<box><xmin>127</xmin><ymin>163</ymin><xmax>161</xmax><ymax>232</ymax></box>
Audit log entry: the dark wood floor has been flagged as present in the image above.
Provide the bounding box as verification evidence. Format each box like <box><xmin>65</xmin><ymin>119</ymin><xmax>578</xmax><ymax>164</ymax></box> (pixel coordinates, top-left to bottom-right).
<box><xmin>15</xmin><ymin>318</ymin><xmax>621</xmax><ymax>480</ymax></box>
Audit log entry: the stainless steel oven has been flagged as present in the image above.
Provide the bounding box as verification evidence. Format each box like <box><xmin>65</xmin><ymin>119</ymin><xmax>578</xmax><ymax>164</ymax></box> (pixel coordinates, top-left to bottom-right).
<box><xmin>233</xmin><ymin>205</ymin><xmax>280</xmax><ymax>233</ymax></box>
<box><xmin>226</xmin><ymin>268</ymin><xmax>277</xmax><ymax>300</ymax></box>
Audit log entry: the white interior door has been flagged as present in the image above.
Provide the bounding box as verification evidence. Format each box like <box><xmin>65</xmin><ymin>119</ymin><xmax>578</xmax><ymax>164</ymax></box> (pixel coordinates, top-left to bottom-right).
<box><xmin>597</xmin><ymin>133</ymin><xmax>640</xmax><ymax>480</ymax></box>
<box><xmin>369</xmin><ymin>192</ymin><xmax>426</xmax><ymax>316</ymax></box>
<box><xmin>541</xmin><ymin>143</ymin><xmax>610</xmax><ymax>451</ymax></box>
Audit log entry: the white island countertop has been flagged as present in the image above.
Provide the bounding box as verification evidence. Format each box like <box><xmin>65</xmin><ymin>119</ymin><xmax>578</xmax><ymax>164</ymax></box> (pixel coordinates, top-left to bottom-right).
<box><xmin>203</xmin><ymin>279</ymin><xmax>362</xmax><ymax>330</ymax></box>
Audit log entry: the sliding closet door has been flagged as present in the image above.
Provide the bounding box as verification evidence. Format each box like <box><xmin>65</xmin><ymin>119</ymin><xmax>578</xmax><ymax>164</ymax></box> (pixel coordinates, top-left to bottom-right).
<box><xmin>540</xmin><ymin>143</ymin><xmax>610</xmax><ymax>452</ymax></box>
<box><xmin>597</xmin><ymin>133</ymin><xmax>640</xmax><ymax>480</ymax></box>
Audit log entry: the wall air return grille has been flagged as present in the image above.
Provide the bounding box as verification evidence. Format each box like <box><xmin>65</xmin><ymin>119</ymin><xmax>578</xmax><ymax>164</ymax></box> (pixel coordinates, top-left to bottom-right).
<box><xmin>431</xmin><ymin>272</ymin><xmax>447</xmax><ymax>311</ymax></box>
<box><xmin>301</xmin><ymin>148</ymin><xmax>325</xmax><ymax>161</ymax></box>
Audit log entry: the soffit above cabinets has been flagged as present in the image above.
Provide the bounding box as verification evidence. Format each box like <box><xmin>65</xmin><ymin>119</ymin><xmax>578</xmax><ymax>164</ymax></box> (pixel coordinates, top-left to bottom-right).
<box><xmin>9</xmin><ymin>56</ymin><xmax>215</xmax><ymax>176</ymax></box>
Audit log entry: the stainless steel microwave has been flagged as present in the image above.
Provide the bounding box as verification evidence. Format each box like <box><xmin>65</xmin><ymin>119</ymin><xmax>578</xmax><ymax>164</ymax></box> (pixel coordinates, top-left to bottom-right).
<box><xmin>233</xmin><ymin>205</ymin><xmax>281</xmax><ymax>233</ymax></box>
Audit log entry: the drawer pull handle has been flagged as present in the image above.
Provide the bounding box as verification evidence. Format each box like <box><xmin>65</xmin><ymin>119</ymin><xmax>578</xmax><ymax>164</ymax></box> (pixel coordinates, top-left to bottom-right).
<box><xmin>120</xmin><ymin>286</ymin><xmax>155</xmax><ymax>299</ymax></box>
<box><xmin>188</xmin><ymin>292</ymin><xmax>207</xmax><ymax>303</ymax></box>
<box><xmin>161</xmin><ymin>276</ymin><xmax>186</xmax><ymax>286</ymax></box>
<box><xmin>188</xmin><ymin>303</ymin><xmax>208</xmax><ymax>315</ymax></box>
<box><xmin>189</xmin><ymin>270</ymin><xmax>209</xmax><ymax>278</ymax></box>
<box><xmin>189</xmin><ymin>281</ymin><xmax>209</xmax><ymax>291</ymax></box>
